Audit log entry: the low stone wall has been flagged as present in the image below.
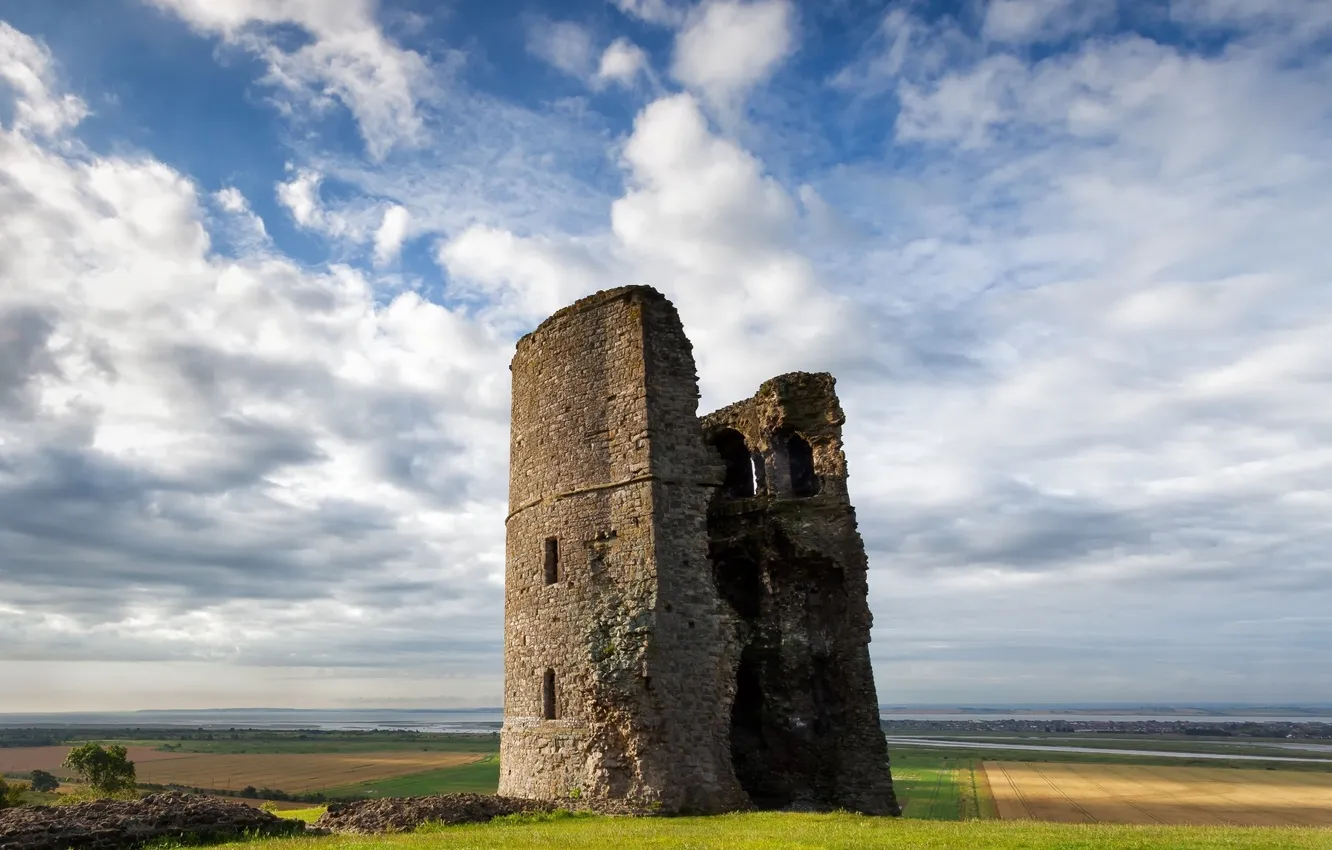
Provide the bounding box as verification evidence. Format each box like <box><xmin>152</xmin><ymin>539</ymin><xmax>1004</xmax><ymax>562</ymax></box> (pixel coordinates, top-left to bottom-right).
<box><xmin>0</xmin><ymin>792</ymin><xmax>312</xmax><ymax>850</ymax></box>
<box><xmin>315</xmin><ymin>793</ymin><xmax>558</xmax><ymax>834</ymax></box>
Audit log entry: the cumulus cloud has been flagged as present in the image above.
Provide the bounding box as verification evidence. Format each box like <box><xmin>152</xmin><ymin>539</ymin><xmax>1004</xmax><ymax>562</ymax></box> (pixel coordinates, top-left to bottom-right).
<box><xmin>671</xmin><ymin>0</ymin><xmax>796</xmax><ymax>111</ymax></box>
<box><xmin>145</xmin><ymin>0</ymin><xmax>435</xmax><ymax>159</ymax></box>
<box><xmin>611</xmin><ymin>0</ymin><xmax>688</xmax><ymax>27</ymax></box>
<box><xmin>596</xmin><ymin>38</ymin><xmax>649</xmax><ymax>88</ymax></box>
<box><xmin>276</xmin><ymin>167</ymin><xmax>407</xmax><ymax>260</ymax></box>
<box><xmin>373</xmin><ymin>204</ymin><xmax>411</xmax><ymax>265</ymax></box>
<box><xmin>0</xmin><ymin>23</ymin><xmax>510</xmax><ymax>706</ymax></box>
<box><xmin>526</xmin><ymin>19</ymin><xmax>597</xmax><ymax>79</ymax></box>
<box><xmin>0</xmin><ymin>21</ymin><xmax>88</xmax><ymax>135</ymax></box>
<box><xmin>982</xmin><ymin>0</ymin><xmax>1113</xmax><ymax>45</ymax></box>
<box><xmin>6</xmin><ymin>1</ymin><xmax>1332</xmax><ymax>709</ymax></box>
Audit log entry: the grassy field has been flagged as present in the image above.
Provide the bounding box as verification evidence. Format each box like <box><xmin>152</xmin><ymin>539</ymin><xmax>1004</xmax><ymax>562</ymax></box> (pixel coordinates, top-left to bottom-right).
<box><xmin>889</xmin><ymin>751</ymin><xmax>992</xmax><ymax>819</ymax></box>
<box><xmin>323</xmin><ymin>754</ymin><xmax>501</xmax><ymax>798</ymax></box>
<box><xmin>235</xmin><ymin>811</ymin><xmax>1331</xmax><ymax>849</ymax></box>
<box><xmin>985</xmin><ymin>761</ymin><xmax>1332</xmax><ymax>826</ymax></box>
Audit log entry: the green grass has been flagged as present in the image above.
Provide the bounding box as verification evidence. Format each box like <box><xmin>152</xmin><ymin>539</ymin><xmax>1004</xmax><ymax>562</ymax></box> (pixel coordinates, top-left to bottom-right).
<box><xmin>208</xmin><ymin>811</ymin><xmax>1332</xmax><ymax>849</ymax></box>
<box><xmin>323</xmin><ymin>754</ymin><xmax>501</xmax><ymax>799</ymax></box>
<box><xmin>275</xmin><ymin>807</ymin><xmax>327</xmax><ymax>824</ymax></box>
<box><xmin>888</xmin><ymin>751</ymin><xmax>993</xmax><ymax>820</ymax></box>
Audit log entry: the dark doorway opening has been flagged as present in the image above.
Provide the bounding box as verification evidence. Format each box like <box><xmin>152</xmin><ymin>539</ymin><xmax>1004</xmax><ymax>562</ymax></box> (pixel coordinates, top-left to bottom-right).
<box><xmin>730</xmin><ymin>645</ymin><xmax>787</xmax><ymax>808</ymax></box>
<box><xmin>786</xmin><ymin>433</ymin><xmax>818</xmax><ymax>497</ymax></box>
<box><xmin>712</xmin><ymin>429</ymin><xmax>756</xmax><ymax>498</ymax></box>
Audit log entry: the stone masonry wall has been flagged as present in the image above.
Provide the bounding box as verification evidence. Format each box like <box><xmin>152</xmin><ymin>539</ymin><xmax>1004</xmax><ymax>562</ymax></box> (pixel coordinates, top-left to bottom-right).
<box><xmin>701</xmin><ymin>373</ymin><xmax>900</xmax><ymax>815</ymax></box>
<box><xmin>502</xmin><ymin>287</ymin><xmax>896</xmax><ymax>816</ymax></box>
<box><xmin>501</xmin><ymin>287</ymin><xmax>745</xmax><ymax>813</ymax></box>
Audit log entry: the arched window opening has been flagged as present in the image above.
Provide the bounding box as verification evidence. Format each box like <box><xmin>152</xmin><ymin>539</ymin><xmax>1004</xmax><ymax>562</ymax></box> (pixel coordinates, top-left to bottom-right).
<box><xmin>543</xmin><ymin>537</ymin><xmax>559</xmax><ymax>585</ymax></box>
<box><xmin>711</xmin><ymin>429</ymin><xmax>755</xmax><ymax>499</ymax></box>
<box><xmin>787</xmin><ymin>433</ymin><xmax>818</xmax><ymax>497</ymax></box>
<box><xmin>542</xmin><ymin>668</ymin><xmax>557</xmax><ymax>720</ymax></box>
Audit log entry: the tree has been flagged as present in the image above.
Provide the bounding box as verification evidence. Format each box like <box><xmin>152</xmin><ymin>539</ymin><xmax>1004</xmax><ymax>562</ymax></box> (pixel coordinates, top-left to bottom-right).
<box><xmin>0</xmin><ymin>777</ymin><xmax>31</xmax><ymax>809</ymax></box>
<box><xmin>62</xmin><ymin>743</ymin><xmax>137</xmax><ymax>794</ymax></box>
<box><xmin>29</xmin><ymin>770</ymin><xmax>59</xmax><ymax>793</ymax></box>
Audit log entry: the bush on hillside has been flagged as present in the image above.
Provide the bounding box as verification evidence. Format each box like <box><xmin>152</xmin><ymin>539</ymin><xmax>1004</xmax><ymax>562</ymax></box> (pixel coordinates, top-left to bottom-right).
<box><xmin>29</xmin><ymin>770</ymin><xmax>58</xmax><ymax>793</ymax></box>
<box><xmin>0</xmin><ymin>777</ymin><xmax>33</xmax><ymax>809</ymax></box>
<box><xmin>62</xmin><ymin>743</ymin><xmax>136</xmax><ymax>795</ymax></box>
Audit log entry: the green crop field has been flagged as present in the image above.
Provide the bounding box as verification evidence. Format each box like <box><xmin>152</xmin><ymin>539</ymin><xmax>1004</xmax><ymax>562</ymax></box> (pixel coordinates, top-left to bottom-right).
<box><xmin>889</xmin><ymin>751</ymin><xmax>989</xmax><ymax>820</ymax></box>
<box><xmin>324</xmin><ymin>754</ymin><xmax>502</xmax><ymax>799</ymax></box>
<box><xmin>233</xmin><ymin>811</ymin><xmax>1332</xmax><ymax>849</ymax></box>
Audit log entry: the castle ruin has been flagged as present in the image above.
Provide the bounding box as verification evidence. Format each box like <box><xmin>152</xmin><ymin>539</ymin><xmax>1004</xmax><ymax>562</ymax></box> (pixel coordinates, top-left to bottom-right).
<box><xmin>499</xmin><ymin>286</ymin><xmax>898</xmax><ymax>815</ymax></box>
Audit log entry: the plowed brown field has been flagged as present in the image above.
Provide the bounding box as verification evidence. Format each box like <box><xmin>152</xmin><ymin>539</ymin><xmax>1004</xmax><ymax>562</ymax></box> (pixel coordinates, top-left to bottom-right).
<box><xmin>0</xmin><ymin>746</ymin><xmax>481</xmax><ymax>793</ymax></box>
<box><xmin>984</xmin><ymin>761</ymin><xmax>1332</xmax><ymax>827</ymax></box>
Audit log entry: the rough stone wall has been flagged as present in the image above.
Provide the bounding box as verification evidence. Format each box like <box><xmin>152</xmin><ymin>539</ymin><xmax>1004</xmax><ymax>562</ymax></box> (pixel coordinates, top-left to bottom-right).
<box><xmin>701</xmin><ymin>373</ymin><xmax>900</xmax><ymax>815</ymax></box>
<box><xmin>502</xmin><ymin>286</ymin><xmax>895</xmax><ymax>816</ymax></box>
<box><xmin>501</xmin><ymin>286</ymin><xmax>746</xmax><ymax>813</ymax></box>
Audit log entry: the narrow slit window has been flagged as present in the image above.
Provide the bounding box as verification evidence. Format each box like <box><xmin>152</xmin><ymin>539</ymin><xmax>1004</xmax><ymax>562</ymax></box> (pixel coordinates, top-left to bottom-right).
<box><xmin>543</xmin><ymin>537</ymin><xmax>559</xmax><ymax>585</ymax></box>
<box><xmin>750</xmin><ymin>452</ymin><xmax>767</xmax><ymax>496</ymax></box>
<box><xmin>542</xmin><ymin>668</ymin><xmax>557</xmax><ymax>720</ymax></box>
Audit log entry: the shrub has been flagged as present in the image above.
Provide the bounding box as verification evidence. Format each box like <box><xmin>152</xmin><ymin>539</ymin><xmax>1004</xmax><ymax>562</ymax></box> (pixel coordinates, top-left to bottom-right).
<box><xmin>30</xmin><ymin>770</ymin><xmax>59</xmax><ymax>793</ymax></box>
<box><xmin>62</xmin><ymin>743</ymin><xmax>137</xmax><ymax>795</ymax></box>
<box><xmin>1</xmin><ymin>778</ymin><xmax>33</xmax><ymax>809</ymax></box>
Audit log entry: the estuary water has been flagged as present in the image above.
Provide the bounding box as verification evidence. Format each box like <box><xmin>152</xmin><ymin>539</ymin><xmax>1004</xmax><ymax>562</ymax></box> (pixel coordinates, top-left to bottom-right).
<box><xmin>1</xmin><ymin>708</ymin><xmax>1326</xmax><ymax>733</ymax></box>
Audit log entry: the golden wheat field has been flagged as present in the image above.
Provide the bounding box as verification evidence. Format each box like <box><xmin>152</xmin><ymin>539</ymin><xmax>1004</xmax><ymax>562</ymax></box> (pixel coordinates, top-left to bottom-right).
<box><xmin>0</xmin><ymin>746</ymin><xmax>481</xmax><ymax>793</ymax></box>
<box><xmin>984</xmin><ymin>761</ymin><xmax>1332</xmax><ymax>827</ymax></box>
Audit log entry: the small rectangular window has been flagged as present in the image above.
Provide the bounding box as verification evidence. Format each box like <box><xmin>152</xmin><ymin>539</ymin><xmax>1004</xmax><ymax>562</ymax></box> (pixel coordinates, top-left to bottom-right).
<box><xmin>543</xmin><ymin>537</ymin><xmax>559</xmax><ymax>585</ymax></box>
<box><xmin>542</xmin><ymin>668</ymin><xmax>557</xmax><ymax>720</ymax></box>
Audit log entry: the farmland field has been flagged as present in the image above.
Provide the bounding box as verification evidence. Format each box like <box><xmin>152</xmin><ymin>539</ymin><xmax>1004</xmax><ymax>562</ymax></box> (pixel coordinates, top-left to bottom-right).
<box><xmin>324</xmin><ymin>753</ymin><xmax>501</xmax><ymax>798</ymax></box>
<box><xmin>0</xmin><ymin>746</ymin><xmax>484</xmax><ymax>793</ymax></box>
<box><xmin>890</xmin><ymin>751</ymin><xmax>992</xmax><ymax>819</ymax></box>
<box><xmin>985</xmin><ymin>761</ymin><xmax>1332</xmax><ymax>826</ymax></box>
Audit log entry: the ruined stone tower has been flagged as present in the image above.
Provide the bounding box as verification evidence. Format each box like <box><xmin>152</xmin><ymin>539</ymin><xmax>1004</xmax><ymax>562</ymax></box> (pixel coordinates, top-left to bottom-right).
<box><xmin>500</xmin><ymin>286</ymin><xmax>897</xmax><ymax>815</ymax></box>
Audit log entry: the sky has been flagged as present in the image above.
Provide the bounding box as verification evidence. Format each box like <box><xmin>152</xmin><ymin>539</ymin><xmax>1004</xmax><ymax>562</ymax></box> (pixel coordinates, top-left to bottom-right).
<box><xmin>1</xmin><ymin>0</ymin><xmax>1329</xmax><ymax>713</ymax></box>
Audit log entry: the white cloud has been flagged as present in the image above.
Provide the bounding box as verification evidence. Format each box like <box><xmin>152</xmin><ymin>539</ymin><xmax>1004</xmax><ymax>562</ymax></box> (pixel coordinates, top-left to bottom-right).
<box><xmin>671</xmin><ymin>0</ymin><xmax>796</xmax><ymax>111</ymax></box>
<box><xmin>0</xmin><ymin>21</ymin><xmax>88</xmax><ymax>135</ymax></box>
<box><xmin>982</xmin><ymin>0</ymin><xmax>1113</xmax><ymax>45</ymax></box>
<box><xmin>8</xmin><ymin>3</ymin><xmax>1332</xmax><ymax>708</ymax></box>
<box><xmin>277</xmin><ymin>168</ymin><xmax>339</xmax><ymax>230</ymax></box>
<box><xmin>213</xmin><ymin>187</ymin><xmax>248</xmax><ymax>214</ymax></box>
<box><xmin>373</xmin><ymin>204</ymin><xmax>411</xmax><ymax>265</ymax></box>
<box><xmin>145</xmin><ymin>0</ymin><xmax>435</xmax><ymax>159</ymax></box>
<box><xmin>275</xmin><ymin>167</ymin><xmax>400</xmax><ymax>256</ymax></box>
<box><xmin>437</xmin><ymin>225</ymin><xmax>612</xmax><ymax>327</ymax></box>
<box><xmin>526</xmin><ymin>19</ymin><xmax>596</xmax><ymax>79</ymax></box>
<box><xmin>212</xmin><ymin>187</ymin><xmax>271</xmax><ymax>252</ymax></box>
<box><xmin>611</xmin><ymin>0</ymin><xmax>688</xmax><ymax>27</ymax></box>
<box><xmin>0</xmin><ymin>23</ymin><xmax>510</xmax><ymax>705</ymax></box>
<box><xmin>596</xmin><ymin>38</ymin><xmax>649</xmax><ymax>88</ymax></box>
